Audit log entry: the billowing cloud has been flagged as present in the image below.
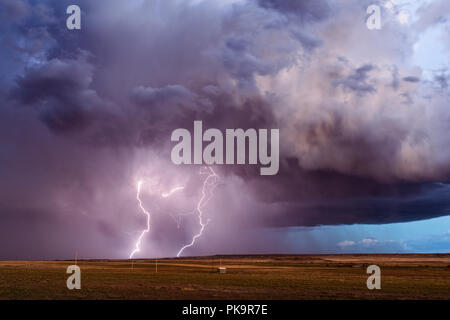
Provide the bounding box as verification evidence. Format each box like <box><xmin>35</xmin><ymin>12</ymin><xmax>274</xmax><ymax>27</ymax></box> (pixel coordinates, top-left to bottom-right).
<box><xmin>338</xmin><ymin>240</ymin><xmax>355</xmax><ymax>248</ymax></box>
<box><xmin>0</xmin><ymin>0</ymin><xmax>449</xmax><ymax>258</ymax></box>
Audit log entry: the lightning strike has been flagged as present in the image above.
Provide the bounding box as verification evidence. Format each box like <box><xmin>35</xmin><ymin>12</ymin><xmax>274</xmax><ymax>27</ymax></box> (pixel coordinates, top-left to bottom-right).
<box><xmin>176</xmin><ymin>166</ymin><xmax>219</xmax><ymax>257</ymax></box>
<box><xmin>130</xmin><ymin>181</ymin><xmax>185</xmax><ymax>258</ymax></box>
<box><xmin>129</xmin><ymin>167</ymin><xmax>218</xmax><ymax>259</ymax></box>
<box><xmin>129</xmin><ymin>180</ymin><xmax>150</xmax><ymax>259</ymax></box>
<box><xmin>161</xmin><ymin>186</ymin><xmax>185</xmax><ymax>198</ymax></box>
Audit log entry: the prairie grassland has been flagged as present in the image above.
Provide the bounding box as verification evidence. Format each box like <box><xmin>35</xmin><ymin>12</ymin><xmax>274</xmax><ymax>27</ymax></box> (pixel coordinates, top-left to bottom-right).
<box><xmin>0</xmin><ymin>254</ymin><xmax>449</xmax><ymax>299</ymax></box>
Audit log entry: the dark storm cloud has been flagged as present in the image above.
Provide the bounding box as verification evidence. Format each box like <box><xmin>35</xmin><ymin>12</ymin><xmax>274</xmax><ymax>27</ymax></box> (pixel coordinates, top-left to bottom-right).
<box><xmin>334</xmin><ymin>64</ymin><xmax>376</xmax><ymax>94</ymax></box>
<box><xmin>11</xmin><ymin>54</ymin><xmax>111</xmax><ymax>133</ymax></box>
<box><xmin>434</xmin><ymin>73</ymin><xmax>448</xmax><ymax>89</ymax></box>
<box><xmin>0</xmin><ymin>0</ymin><xmax>30</xmax><ymax>20</ymax></box>
<box><xmin>131</xmin><ymin>85</ymin><xmax>195</xmax><ymax>107</ymax></box>
<box><xmin>403</xmin><ymin>76</ymin><xmax>421</xmax><ymax>83</ymax></box>
<box><xmin>0</xmin><ymin>0</ymin><xmax>449</xmax><ymax>258</ymax></box>
<box><xmin>257</xmin><ymin>0</ymin><xmax>331</xmax><ymax>22</ymax></box>
<box><xmin>260</xmin><ymin>183</ymin><xmax>450</xmax><ymax>227</ymax></box>
<box><xmin>289</xmin><ymin>29</ymin><xmax>323</xmax><ymax>51</ymax></box>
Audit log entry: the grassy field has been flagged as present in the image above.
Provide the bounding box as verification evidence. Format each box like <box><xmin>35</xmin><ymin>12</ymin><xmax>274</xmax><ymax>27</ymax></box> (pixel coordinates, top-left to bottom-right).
<box><xmin>0</xmin><ymin>254</ymin><xmax>449</xmax><ymax>299</ymax></box>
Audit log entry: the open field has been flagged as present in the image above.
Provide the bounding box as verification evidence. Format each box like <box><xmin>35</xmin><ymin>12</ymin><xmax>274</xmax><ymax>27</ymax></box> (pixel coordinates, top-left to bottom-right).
<box><xmin>0</xmin><ymin>254</ymin><xmax>449</xmax><ymax>299</ymax></box>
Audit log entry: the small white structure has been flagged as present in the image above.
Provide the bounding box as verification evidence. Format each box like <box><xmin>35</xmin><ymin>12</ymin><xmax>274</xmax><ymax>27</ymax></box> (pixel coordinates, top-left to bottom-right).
<box><xmin>218</xmin><ymin>267</ymin><xmax>227</xmax><ymax>274</ymax></box>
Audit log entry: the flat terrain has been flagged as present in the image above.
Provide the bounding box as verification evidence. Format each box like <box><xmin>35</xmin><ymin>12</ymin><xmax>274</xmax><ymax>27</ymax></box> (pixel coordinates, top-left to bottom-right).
<box><xmin>0</xmin><ymin>254</ymin><xmax>449</xmax><ymax>299</ymax></box>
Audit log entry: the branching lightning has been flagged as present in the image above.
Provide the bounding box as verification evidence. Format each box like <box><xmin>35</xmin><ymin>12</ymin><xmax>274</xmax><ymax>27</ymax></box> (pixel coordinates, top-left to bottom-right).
<box><xmin>161</xmin><ymin>186</ymin><xmax>185</xmax><ymax>198</ymax></box>
<box><xmin>129</xmin><ymin>166</ymin><xmax>219</xmax><ymax>259</ymax></box>
<box><xmin>129</xmin><ymin>180</ymin><xmax>150</xmax><ymax>259</ymax></box>
<box><xmin>176</xmin><ymin>166</ymin><xmax>219</xmax><ymax>257</ymax></box>
<box><xmin>129</xmin><ymin>182</ymin><xmax>184</xmax><ymax>258</ymax></box>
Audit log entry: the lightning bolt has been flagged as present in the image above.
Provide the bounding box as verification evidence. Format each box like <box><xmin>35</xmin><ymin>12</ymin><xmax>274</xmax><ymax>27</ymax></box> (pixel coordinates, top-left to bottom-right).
<box><xmin>176</xmin><ymin>166</ymin><xmax>219</xmax><ymax>257</ymax></box>
<box><xmin>129</xmin><ymin>182</ymin><xmax>185</xmax><ymax>258</ymax></box>
<box><xmin>129</xmin><ymin>167</ymin><xmax>218</xmax><ymax>259</ymax></box>
<box><xmin>161</xmin><ymin>186</ymin><xmax>184</xmax><ymax>198</ymax></box>
<box><xmin>129</xmin><ymin>180</ymin><xmax>150</xmax><ymax>259</ymax></box>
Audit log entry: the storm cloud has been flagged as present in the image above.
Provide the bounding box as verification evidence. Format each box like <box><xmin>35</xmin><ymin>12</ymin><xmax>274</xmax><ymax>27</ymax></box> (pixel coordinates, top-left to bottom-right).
<box><xmin>0</xmin><ymin>0</ymin><xmax>449</xmax><ymax>258</ymax></box>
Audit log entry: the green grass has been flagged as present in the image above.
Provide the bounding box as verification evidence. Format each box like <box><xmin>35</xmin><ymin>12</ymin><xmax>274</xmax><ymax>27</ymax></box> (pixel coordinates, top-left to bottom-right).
<box><xmin>0</xmin><ymin>254</ymin><xmax>449</xmax><ymax>299</ymax></box>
